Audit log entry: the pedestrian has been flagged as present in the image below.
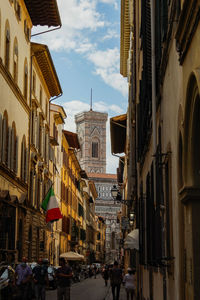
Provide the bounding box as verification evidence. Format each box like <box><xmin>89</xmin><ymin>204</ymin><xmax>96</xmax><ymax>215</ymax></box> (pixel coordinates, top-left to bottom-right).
<box><xmin>32</xmin><ymin>258</ymin><xmax>49</xmax><ymax>300</ymax></box>
<box><xmin>123</xmin><ymin>268</ymin><xmax>136</xmax><ymax>300</ymax></box>
<box><xmin>110</xmin><ymin>261</ymin><xmax>123</xmax><ymax>300</ymax></box>
<box><xmin>102</xmin><ymin>265</ymin><xmax>109</xmax><ymax>286</ymax></box>
<box><xmin>55</xmin><ymin>257</ymin><xmax>73</xmax><ymax>300</ymax></box>
<box><xmin>14</xmin><ymin>256</ymin><xmax>32</xmax><ymax>300</ymax></box>
<box><xmin>93</xmin><ymin>264</ymin><xmax>97</xmax><ymax>279</ymax></box>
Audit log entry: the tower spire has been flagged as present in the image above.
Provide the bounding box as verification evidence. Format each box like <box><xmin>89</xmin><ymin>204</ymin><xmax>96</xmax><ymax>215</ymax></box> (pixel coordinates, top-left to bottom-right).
<box><xmin>90</xmin><ymin>88</ymin><xmax>93</xmax><ymax>111</ymax></box>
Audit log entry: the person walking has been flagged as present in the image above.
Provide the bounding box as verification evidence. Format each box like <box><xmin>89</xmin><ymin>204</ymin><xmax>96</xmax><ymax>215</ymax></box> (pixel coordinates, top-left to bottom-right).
<box><xmin>93</xmin><ymin>264</ymin><xmax>97</xmax><ymax>279</ymax></box>
<box><xmin>55</xmin><ymin>257</ymin><xmax>73</xmax><ymax>300</ymax></box>
<box><xmin>32</xmin><ymin>258</ymin><xmax>49</xmax><ymax>300</ymax></box>
<box><xmin>123</xmin><ymin>268</ymin><xmax>136</xmax><ymax>300</ymax></box>
<box><xmin>110</xmin><ymin>261</ymin><xmax>123</xmax><ymax>300</ymax></box>
<box><xmin>14</xmin><ymin>257</ymin><xmax>32</xmax><ymax>300</ymax></box>
<box><xmin>102</xmin><ymin>265</ymin><xmax>109</xmax><ymax>286</ymax></box>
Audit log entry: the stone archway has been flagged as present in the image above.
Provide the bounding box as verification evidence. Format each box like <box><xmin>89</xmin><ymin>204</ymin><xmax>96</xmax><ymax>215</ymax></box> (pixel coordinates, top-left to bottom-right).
<box><xmin>180</xmin><ymin>70</ymin><xmax>200</xmax><ymax>300</ymax></box>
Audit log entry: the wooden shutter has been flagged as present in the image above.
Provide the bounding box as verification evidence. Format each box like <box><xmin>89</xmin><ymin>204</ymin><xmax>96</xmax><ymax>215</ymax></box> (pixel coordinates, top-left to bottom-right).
<box><xmin>36</xmin><ymin>117</ymin><xmax>40</xmax><ymax>150</ymax></box>
<box><xmin>21</xmin><ymin>140</ymin><xmax>25</xmax><ymax>181</ymax></box>
<box><xmin>0</xmin><ymin>114</ymin><xmax>2</xmax><ymax>162</ymax></box>
<box><xmin>2</xmin><ymin>118</ymin><xmax>7</xmax><ymax>164</ymax></box>
<box><xmin>34</xmin><ymin>116</ymin><xmax>38</xmax><ymax>147</ymax></box>
<box><xmin>41</xmin><ymin>126</ymin><xmax>44</xmax><ymax>158</ymax></box>
<box><xmin>11</xmin><ymin>128</ymin><xmax>15</xmax><ymax>171</ymax></box>
<box><xmin>34</xmin><ymin>174</ymin><xmax>38</xmax><ymax>209</ymax></box>
<box><xmin>25</xmin><ymin>148</ymin><xmax>29</xmax><ymax>183</ymax></box>
<box><xmin>7</xmin><ymin>127</ymin><xmax>12</xmax><ymax>169</ymax></box>
<box><xmin>15</xmin><ymin>136</ymin><xmax>18</xmax><ymax>174</ymax></box>
<box><xmin>46</xmin><ymin>133</ymin><xmax>49</xmax><ymax>165</ymax></box>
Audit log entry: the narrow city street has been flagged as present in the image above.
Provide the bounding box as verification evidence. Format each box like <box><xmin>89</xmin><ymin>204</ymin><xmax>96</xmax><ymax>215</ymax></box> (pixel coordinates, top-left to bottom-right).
<box><xmin>46</xmin><ymin>274</ymin><xmax>126</xmax><ymax>300</ymax></box>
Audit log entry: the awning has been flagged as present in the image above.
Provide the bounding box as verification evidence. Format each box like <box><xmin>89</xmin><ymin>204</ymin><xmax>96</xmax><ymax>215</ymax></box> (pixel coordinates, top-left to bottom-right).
<box><xmin>124</xmin><ymin>229</ymin><xmax>139</xmax><ymax>250</ymax></box>
<box><xmin>110</xmin><ymin>114</ymin><xmax>127</xmax><ymax>154</ymax></box>
<box><xmin>60</xmin><ymin>251</ymin><xmax>84</xmax><ymax>261</ymax></box>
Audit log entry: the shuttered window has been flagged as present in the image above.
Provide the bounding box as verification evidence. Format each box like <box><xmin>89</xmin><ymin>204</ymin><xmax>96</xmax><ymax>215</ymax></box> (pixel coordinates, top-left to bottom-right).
<box><xmin>138</xmin><ymin>0</ymin><xmax>152</xmax><ymax>161</ymax></box>
<box><xmin>5</xmin><ymin>28</ymin><xmax>10</xmax><ymax>69</ymax></box>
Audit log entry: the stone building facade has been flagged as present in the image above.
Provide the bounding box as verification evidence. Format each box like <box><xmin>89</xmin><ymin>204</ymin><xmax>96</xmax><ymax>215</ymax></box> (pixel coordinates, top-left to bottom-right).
<box><xmin>118</xmin><ymin>0</ymin><xmax>200</xmax><ymax>299</ymax></box>
<box><xmin>75</xmin><ymin>109</ymin><xmax>107</xmax><ymax>174</ymax></box>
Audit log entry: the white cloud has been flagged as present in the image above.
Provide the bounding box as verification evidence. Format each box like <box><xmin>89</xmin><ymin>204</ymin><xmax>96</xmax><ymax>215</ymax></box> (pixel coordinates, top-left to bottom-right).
<box><xmin>31</xmin><ymin>0</ymin><xmax>127</xmax><ymax>97</ymax></box>
<box><xmin>87</xmin><ymin>48</ymin><xmax>128</xmax><ymax>96</ymax></box>
<box><xmin>102</xmin><ymin>29</ymin><xmax>119</xmax><ymax>41</ymax></box>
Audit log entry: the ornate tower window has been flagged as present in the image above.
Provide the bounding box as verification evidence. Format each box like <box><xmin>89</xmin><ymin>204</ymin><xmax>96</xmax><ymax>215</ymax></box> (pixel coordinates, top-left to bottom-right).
<box><xmin>92</xmin><ymin>141</ymin><xmax>98</xmax><ymax>158</ymax></box>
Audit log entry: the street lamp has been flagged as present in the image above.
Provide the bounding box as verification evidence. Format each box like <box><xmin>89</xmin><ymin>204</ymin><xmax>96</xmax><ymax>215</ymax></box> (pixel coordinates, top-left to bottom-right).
<box><xmin>111</xmin><ymin>185</ymin><xmax>119</xmax><ymax>199</ymax></box>
<box><xmin>111</xmin><ymin>185</ymin><xmax>130</xmax><ymax>205</ymax></box>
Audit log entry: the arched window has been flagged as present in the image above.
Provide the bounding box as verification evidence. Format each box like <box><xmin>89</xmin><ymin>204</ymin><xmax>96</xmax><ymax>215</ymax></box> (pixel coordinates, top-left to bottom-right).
<box><xmin>13</xmin><ymin>38</ymin><xmax>18</xmax><ymax>83</ymax></box>
<box><xmin>39</xmin><ymin>86</ymin><xmax>43</xmax><ymax>106</ymax></box>
<box><xmin>24</xmin><ymin>61</ymin><xmax>28</xmax><ymax>100</ymax></box>
<box><xmin>5</xmin><ymin>24</ymin><xmax>10</xmax><ymax>69</ymax></box>
<box><xmin>92</xmin><ymin>141</ymin><xmax>99</xmax><ymax>158</ymax></box>
<box><xmin>20</xmin><ymin>136</ymin><xmax>27</xmax><ymax>181</ymax></box>
<box><xmin>11</xmin><ymin>122</ymin><xmax>18</xmax><ymax>174</ymax></box>
<box><xmin>2</xmin><ymin>112</ymin><xmax>8</xmax><ymax>165</ymax></box>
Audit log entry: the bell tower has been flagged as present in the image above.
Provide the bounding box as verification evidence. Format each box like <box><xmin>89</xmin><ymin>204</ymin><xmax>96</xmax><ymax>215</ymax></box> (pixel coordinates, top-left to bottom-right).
<box><xmin>75</xmin><ymin>109</ymin><xmax>108</xmax><ymax>173</ymax></box>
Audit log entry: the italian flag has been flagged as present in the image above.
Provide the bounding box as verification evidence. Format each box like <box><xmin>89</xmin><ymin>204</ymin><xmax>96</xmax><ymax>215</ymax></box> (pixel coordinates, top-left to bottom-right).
<box><xmin>42</xmin><ymin>187</ymin><xmax>62</xmax><ymax>223</ymax></box>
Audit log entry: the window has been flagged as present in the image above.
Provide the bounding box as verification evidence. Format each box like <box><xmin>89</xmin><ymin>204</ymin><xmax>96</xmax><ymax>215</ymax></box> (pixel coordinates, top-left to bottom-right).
<box><xmin>20</xmin><ymin>136</ymin><xmax>28</xmax><ymax>181</ymax></box>
<box><xmin>45</xmin><ymin>100</ymin><xmax>48</xmax><ymax>119</ymax></box>
<box><xmin>24</xmin><ymin>63</ymin><xmax>28</xmax><ymax>100</ymax></box>
<box><xmin>13</xmin><ymin>39</ymin><xmax>18</xmax><ymax>83</ymax></box>
<box><xmin>92</xmin><ymin>142</ymin><xmax>98</xmax><ymax>158</ymax></box>
<box><xmin>32</xmin><ymin>72</ymin><xmax>36</xmax><ymax>94</ymax></box>
<box><xmin>2</xmin><ymin>112</ymin><xmax>8</xmax><ymax>165</ymax></box>
<box><xmin>11</xmin><ymin>122</ymin><xmax>18</xmax><ymax>174</ymax></box>
<box><xmin>5</xmin><ymin>27</ymin><xmax>10</xmax><ymax>69</ymax></box>
<box><xmin>39</xmin><ymin>86</ymin><xmax>43</xmax><ymax>106</ymax></box>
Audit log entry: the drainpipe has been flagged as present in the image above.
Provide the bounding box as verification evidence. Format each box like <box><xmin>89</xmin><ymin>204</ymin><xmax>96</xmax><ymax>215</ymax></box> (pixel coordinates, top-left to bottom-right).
<box><xmin>151</xmin><ymin>0</ymin><xmax>157</xmax><ymax>206</ymax></box>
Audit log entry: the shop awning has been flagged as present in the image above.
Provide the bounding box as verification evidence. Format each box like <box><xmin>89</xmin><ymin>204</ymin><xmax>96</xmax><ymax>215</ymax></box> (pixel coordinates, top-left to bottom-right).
<box><xmin>124</xmin><ymin>229</ymin><xmax>139</xmax><ymax>250</ymax></box>
<box><xmin>110</xmin><ymin>114</ymin><xmax>127</xmax><ymax>154</ymax></box>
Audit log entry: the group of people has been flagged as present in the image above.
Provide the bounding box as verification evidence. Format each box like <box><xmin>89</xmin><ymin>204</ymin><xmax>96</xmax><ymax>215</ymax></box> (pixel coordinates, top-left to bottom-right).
<box><xmin>14</xmin><ymin>256</ymin><xmax>72</xmax><ymax>300</ymax></box>
<box><xmin>102</xmin><ymin>261</ymin><xmax>136</xmax><ymax>300</ymax></box>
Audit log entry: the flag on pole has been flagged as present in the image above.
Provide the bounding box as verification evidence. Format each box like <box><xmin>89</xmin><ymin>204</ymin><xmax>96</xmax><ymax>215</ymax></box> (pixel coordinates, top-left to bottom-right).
<box><xmin>42</xmin><ymin>187</ymin><xmax>62</xmax><ymax>223</ymax></box>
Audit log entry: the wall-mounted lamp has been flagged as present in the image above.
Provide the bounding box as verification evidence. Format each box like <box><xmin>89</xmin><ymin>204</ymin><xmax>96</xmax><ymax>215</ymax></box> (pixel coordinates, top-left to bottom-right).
<box><xmin>111</xmin><ymin>185</ymin><xmax>130</xmax><ymax>205</ymax></box>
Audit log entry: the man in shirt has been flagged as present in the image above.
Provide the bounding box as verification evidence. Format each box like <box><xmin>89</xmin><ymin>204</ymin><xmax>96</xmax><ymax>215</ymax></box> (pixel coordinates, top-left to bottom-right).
<box><xmin>14</xmin><ymin>257</ymin><xmax>32</xmax><ymax>300</ymax></box>
<box><xmin>55</xmin><ymin>257</ymin><xmax>72</xmax><ymax>300</ymax></box>
<box><xmin>32</xmin><ymin>258</ymin><xmax>49</xmax><ymax>300</ymax></box>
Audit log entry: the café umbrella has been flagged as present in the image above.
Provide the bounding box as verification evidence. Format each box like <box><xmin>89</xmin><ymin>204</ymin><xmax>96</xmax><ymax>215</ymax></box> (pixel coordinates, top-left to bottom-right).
<box><xmin>60</xmin><ymin>251</ymin><xmax>84</xmax><ymax>261</ymax></box>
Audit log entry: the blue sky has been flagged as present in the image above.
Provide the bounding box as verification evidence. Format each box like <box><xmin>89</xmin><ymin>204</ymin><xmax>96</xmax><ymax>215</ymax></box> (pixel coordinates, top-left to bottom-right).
<box><xmin>32</xmin><ymin>0</ymin><xmax>128</xmax><ymax>173</ymax></box>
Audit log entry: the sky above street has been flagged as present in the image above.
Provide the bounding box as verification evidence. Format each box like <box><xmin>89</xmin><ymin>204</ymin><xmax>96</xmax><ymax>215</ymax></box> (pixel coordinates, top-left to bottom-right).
<box><xmin>32</xmin><ymin>0</ymin><xmax>128</xmax><ymax>173</ymax></box>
